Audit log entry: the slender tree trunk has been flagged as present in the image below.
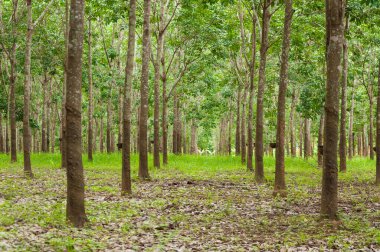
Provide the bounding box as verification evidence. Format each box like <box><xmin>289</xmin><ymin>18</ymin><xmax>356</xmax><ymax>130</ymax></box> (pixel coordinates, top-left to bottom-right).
<box><xmin>61</xmin><ymin>0</ymin><xmax>69</xmax><ymax>169</ymax></box>
<box><xmin>118</xmin><ymin>89</ymin><xmax>123</xmax><ymax>145</ymax></box>
<box><xmin>121</xmin><ymin>0</ymin><xmax>136</xmax><ymax>194</ymax></box>
<box><xmin>255</xmin><ymin>0</ymin><xmax>270</xmax><ymax>183</ymax></box>
<box><xmin>9</xmin><ymin>1</ymin><xmax>17</xmax><ymax>162</ymax></box>
<box><xmin>304</xmin><ymin>118</ymin><xmax>311</xmax><ymax>159</ymax></box>
<box><xmin>0</xmin><ymin>114</ymin><xmax>3</xmax><ymax>153</ymax></box>
<box><xmin>318</xmin><ymin>113</ymin><xmax>324</xmax><ymax>167</ymax></box>
<box><xmin>241</xmin><ymin>87</ymin><xmax>247</xmax><ymax>164</ymax></box>
<box><xmin>190</xmin><ymin>119</ymin><xmax>197</xmax><ymax>154</ymax></box>
<box><xmin>93</xmin><ymin>118</ymin><xmax>97</xmax><ymax>152</ymax></box>
<box><xmin>138</xmin><ymin>0</ymin><xmax>151</xmax><ymax>180</ymax></box>
<box><xmin>153</xmin><ymin>0</ymin><xmax>166</xmax><ymax>168</ymax></box>
<box><xmin>348</xmin><ymin>89</ymin><xmax>354</xmax><ymax>159</ymax></box>
<box><xmin>51</xmin><ymin>103</ymin><xmax>56</xmax><ymax>153</ymax></box>
<box><xmin>106</xmin><ymin>98</ymin><xmax>112</xmax><ymax>153</ymax></box>
<box><xmin>100</xmin><ymin>118</ymin><xmax>104</xmax><ymax>153</ymax></box>
<box><xmin>339</xmin><ymin>17</ymin><xmax>348</xmax><ymax>172</ymax></box>
<box><xmin>23</xmin><ymin>0</ymin><xmax>33</xmax><ymax>177</ymax></box>
<box><xmin>41</xmin><ymin>74</ymin><xmax>48</xmax><ymax>152</ymax></box>
<box><xmin>274</xmin><ymin>0</ymin><xmax>293</xmax><ymax>197</ymax></box>
<box><xmin>369</xmin><ymin>100</ymin><xmax>374</xmax><ymax>160</ymax></box>
<box><xmin>376</xmin><ymin>61</ymin><xmax>380</xmax><ymax>185</ymax></box>
<box><xmin>87</xmin><ymin>18</ymin><xmax>93</xmax><ymax>161</ymax></box>
<box><xmin>162</xmin><ymin>58</ymin><xmax>168</xmax><ymax>164</ymax></box>
<box><xmin>65</xmin><ymin>0</ymin><xmax>87</xmax><ymax>228</ymax></box>
<box><xmin>321</xmin><ymin>0</ymin><xmax>344</xmax><ymax>220</ymax></box>
<box><xmin>299</xmin><ymin>118</ymin><xmax>303</xmax><ymax>157</ymax></box>
<box><xmin>228</xmin><ymin>105</ymin><xmax>232</xmax><ymax>155</ymax></box>
<box><xmin>290</xmin><ymin>90</ymin><xmax>296</xmax><ymax>157</ymax></box>
<box><xmin>235</xmin><ymin>88</ymin><xmax>241</xmax><ymax>155</ymax></box>
<box><xmin>183</xmin><ymin>118</ymin><xmax>187</xmax><ymax>154</ymax></box>
<box><xmin>6</xmin><ymin>115</ymin><xmax>9</xmax><ymax>154</ymax></box>
<box><xmin>247</xmin><ymin>13</ymin><xmax>257</xmax><ymax>171</ymax></box>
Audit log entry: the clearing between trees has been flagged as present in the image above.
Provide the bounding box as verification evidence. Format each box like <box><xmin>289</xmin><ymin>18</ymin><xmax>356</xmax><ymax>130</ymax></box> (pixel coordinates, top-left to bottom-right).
<box><xmin>0</xmin><ymin>154</ymin><xmax>379</xmax><ymax>251</ymax></box>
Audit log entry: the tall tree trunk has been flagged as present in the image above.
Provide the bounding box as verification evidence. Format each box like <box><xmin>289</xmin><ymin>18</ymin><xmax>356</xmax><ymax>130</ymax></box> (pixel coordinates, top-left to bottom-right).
<box><xmin>190</xmin><ymin>119</ymin><xmax>197</xmax><ymax>154</ymax></box>
<box><xmin>241</xmin><ymin>87</ymin><xmax>247</xmax><ymax>164</ymax></box>
<box><xmin>51</xmin><ymin>103</ymin><xmax>56</xmax><ymax>153</ymax></box>
<box><xmin>304</xmin><ymin>118</ymin><xmax>311</xmax><ymax>159</ymax></box>
<box><xmin>138</xmin><ymin>0</ymin><xmax>151</xmax><ymax>180</ymax></box>
<box><xmin>228</xmin><ymin>104</ymin><xmax>232</xmax><ymax>155</ymax></box>
<box><xmin>9</xmin><ymin>1</ymin><xmax>18</xmax><ymax>162</ymax></box>
<box><xmin>153</xmin><ymin>0</ymin><xmax>166</xmax><ymax>168</ymax></box>
<box><xmin>348</xmin><ymin>88</ymin><xmax>354</xmax><ymax>159</ymax></box>
<box><xmin>0</xmin><ymin>114</ymin><xmax>3</xmax><ymax>153</ymax></box>
<box><xmin>162</xmin><ymin>55</ymin><xmax>168</xmax><ymax>164</ymax></box>
<box><xmin>41</xmin><ymin>74</ymin><xmax>48</xmax><ymax>152</ymax></box>
<box><xmin>376</xmin><ymin>61</ymin><xmax>380</xmax><ymax>185</ymax></box>
<box><xmin>274</xmin><ymin>0</ymin><xmax>293</xmax><ymax>197</ymax></box>
<box><xmin>61</xmin><ymin>0</ymin><xmax>69</xmax><ymax>169</ymax></box>
<box><xmin>22</xmin><ymin>0</ymin><xmax>33</xmax><ymax>177</ymax></box>
<box><xmin>117</xmin><ymin>100</ymin><xmax>122</xmax><ymax>146</ymax></box>
<box><xmin>100</xmin><ymin>118</ymin><xmax>104</xmax><ymax>153</ymax></box>
<box><xmin>247</xmin><ymin>13</ymin><xmax>257</xmax><ymax>171</ymax></box>
<box><xmin>318</xmin><ymin>113</ymin><xmax>324</xmax><ymax>167</ymax></box>
<box><xmin>65</xmin><ymin>0</ymin><xmax>87</xmax><ymax>228</ymax></box>
<box><xmin>290</xmin><ymin>89</ymin><xmax>296</xmax><ymax>157</ymax></box>
<box><xmin>106</xmin><ymin>98</ymin><xmax>112</xmax><ymax>153</ymax></box>
<box><xmin>299</xmin><ymin>118</ymin><xmax>303</xmax><ymax>157</ymax></box>
<box><xmin>6</xmin><ymin>114</ymin><xmax>9</xmax><ymax>154</ymax></box>
<box><xmin>255</xmin><ymin>0</ymin><xmax>270</xmax><ymax>183</ymax></box>
<box><xmin>87</xmin><ymin>18</ymin><xmax>93</xmax><ymax>161</ymax></box>
<box><xmin>321</xmin><ymin>0</ymin><xmax>344</xmax><ymax>220</ymax></box>
<box><xmin>369</xmin><ymin>100</ymin><xmax>374</xmax><ymax>160</ymax></box>
<box><xmin>339</xmin><ymin>17</ymin><xmax>348</xmax><ymax>172</ymax></box>
<box><xmin>183</xmin><ymin>118</ymin><xmax>187</xmax><ymax>154</ymax></box>
<box><xmin>121</xmin><ymin>0</ymin><xmax>136</xmax><ymax>194</ymax></box>
<box><xmin>235</xmin><ymin>88</ymin><xmax>241</xmax><ymax>155</ymax></box>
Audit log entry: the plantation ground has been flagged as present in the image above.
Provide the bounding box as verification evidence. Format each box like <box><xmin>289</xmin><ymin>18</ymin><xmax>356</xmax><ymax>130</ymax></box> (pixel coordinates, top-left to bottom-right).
<box><xmin>0</xmin><ymin>153</ymin><xmax>380</xmax><ymax>251</ymax></box>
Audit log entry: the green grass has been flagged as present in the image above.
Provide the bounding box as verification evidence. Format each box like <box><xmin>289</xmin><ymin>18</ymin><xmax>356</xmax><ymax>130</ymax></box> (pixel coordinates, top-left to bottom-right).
<box><xmin>0</xmin><ymin>153</ymin><xmax>379</xmax><ymax>251</ymax></box>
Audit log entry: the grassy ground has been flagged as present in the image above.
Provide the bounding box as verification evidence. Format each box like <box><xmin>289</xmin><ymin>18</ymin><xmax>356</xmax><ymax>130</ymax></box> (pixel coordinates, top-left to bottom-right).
<box><xmin>0</xmin><ymin>153</ymin><xmax>379</xmax><ymax>251</ymax></box>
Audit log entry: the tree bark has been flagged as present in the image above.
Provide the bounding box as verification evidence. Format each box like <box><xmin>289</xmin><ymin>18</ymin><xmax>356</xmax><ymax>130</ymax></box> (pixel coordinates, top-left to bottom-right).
<box><xmin>65</xmin><ymin>0</ymin><xmax>87</xmax><ymax>227</ymax></box>
<box><xmin>0</xmin><ymin>114</ymin><xmax>3</xmax><ymax>153</ymax></box>
<box><xmin>241</xmin><ymin>87</ymin><xmax>247</xmax><ymax>164</ymax></box>
<box><xmin>290</xmin><ymin>89</ymin><xmax>296</xmax><ymax>157</ymax></box>
<box><xmin>235</xmin><ymin>88</ymin><xmax>241</xmax><ymax>156</ymax></box>
<box><xmin>9</xmin><ymin>0</ymin><xmax>18</xmax><ymax>162</ymax></box>
<box><xmin>87</xmin><ymin>18</ymin><xmax>93</xmax><ymax>161</ymax></box>
<box><xmin>339</xmin><ymin>17</ymin><xmax>348</xmax><ymax>172</ymax></box>
<box><xmin>304</xmin><ymin>118</ymin><xmax>311</xmax><ymax>159</ymax></box>
<box><xmin>318</xmin><ymin>113</ymin><xmax>324</xmax><ymax>167</ymax></box>
<box><xmin>138</xmin><ymin>0</ymin><xmax>151</xmax><ymax>180</ymax></box>
<box><xmin>190</xmin><ymin>119</ymin><xmax>197</xmax><ymax>154</ymax></box>
<box><xmin>274</xmin><ymin>0</ymin><xmax>293</xmax><ymax>197</ymax></box>
<box><xmin>247</xmin><ymin>12</ymin><xmax>257</xmax><ymax>171</ymax></box>
<box><xmin>321</xmin><ymin>0</ymin><xmax>344</xmax><ymax>220</ymax></box>
<box><xmin>376</xmin><ymin>60</ymin><xmax>380</xmax><ymax>185</ymax></box>
<box><xmin>100</xmin><ymin>117</ymin><xmax>104</xmax><ymax>153</ymax></box>
<box><xmin>22</xmin><ymin>0</ymin><xmax>33</xmax><ymax>177</ymax></box>
<box><xmin>41</xmin><ymin>74</ymin><xmax>48</xmax><ymax>152</ymax></box>
<box><xmin>121</xmin><ymin>0</ymin><xmax>136</xmax><ymax>195</ymax></box>
<box><xmin>299</xmin><ymin>118</ymin><xmax>303</xmax><ymax>157</ymax></box>
<box><xmin>255</xmin><ymin>0</ymin><xmax>270</xmax><ymax>183</ymax></box>
<box><xmin>61</xmin><ymin>0</ymin><xmax>69</xmax><ymax>169</ymax></box>
<box><xmin>348</xmin><ymin>88</ymin><xmax>354</xmax><ymax>159</ymax></box>
<box><xmin>162</xmin><ymin>50</ymin><xmax>168</xmax><ymax>164</ymax></box>
<box><xmin>153</xmin><ymin>0</ymin><xmax>166</xmax><ymax>168</ymax></box>
<box><xmin>369</xmin><ymin>100</ymin><xmax>374</xmax><ymax>160</ymax></box>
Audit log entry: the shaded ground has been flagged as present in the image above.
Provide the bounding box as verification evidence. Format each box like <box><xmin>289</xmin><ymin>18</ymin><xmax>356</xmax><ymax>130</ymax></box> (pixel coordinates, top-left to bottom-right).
<box><xmin>0</xmin><ymin>154</ymin><xmax>380</xmax><ymax>251</ymax></box>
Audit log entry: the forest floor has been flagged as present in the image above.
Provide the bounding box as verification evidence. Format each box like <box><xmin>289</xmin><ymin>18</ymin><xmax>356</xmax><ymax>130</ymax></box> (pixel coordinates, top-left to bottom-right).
<box><xmin>0</xmin><ymin>153</ymin><xmax>380</xmax><ymax>251</ymax></box>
